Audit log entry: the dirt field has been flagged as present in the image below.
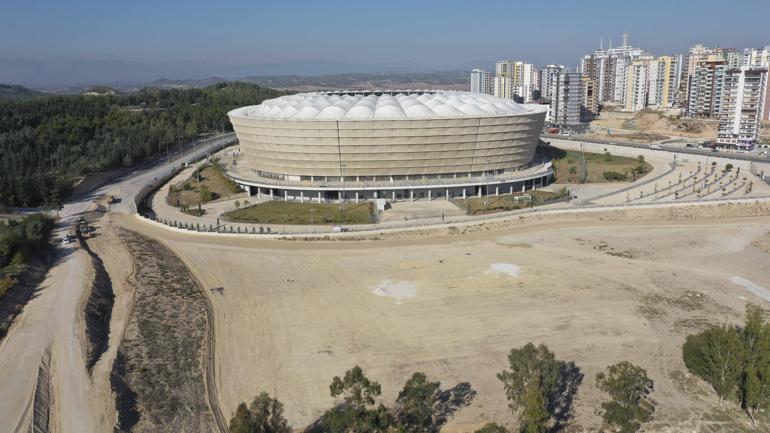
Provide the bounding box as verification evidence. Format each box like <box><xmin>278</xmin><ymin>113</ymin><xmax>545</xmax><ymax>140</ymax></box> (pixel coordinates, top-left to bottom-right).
<box><xmin>587</xmin><ymin>109</ymin><xmax>720</xmax><ymax>143</ymax></box>
<box><xmin>123</xmin><ymin>206</ymin><xmax>770</xmax><ymax>432</ymax></box>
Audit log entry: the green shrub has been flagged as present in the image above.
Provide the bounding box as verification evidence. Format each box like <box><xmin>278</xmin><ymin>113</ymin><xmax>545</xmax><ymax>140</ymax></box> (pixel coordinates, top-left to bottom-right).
<box><xmin>603</xmin><ymin>171</ymin><xmax>628</xmax><ymax>181</ymax></box>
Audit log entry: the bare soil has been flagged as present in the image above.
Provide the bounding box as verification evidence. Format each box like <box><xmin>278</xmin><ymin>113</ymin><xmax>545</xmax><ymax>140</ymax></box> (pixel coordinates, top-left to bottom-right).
<box><xmin>116</xmin><ymin>203</ymin><xmax>770</xmax><ymax>433</ymax></box>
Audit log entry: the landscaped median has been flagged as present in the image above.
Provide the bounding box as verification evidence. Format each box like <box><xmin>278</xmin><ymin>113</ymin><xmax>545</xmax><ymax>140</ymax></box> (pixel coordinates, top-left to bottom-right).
<box><xmin>452</xmin><ymin>188</ymin><xmax>570</xmax><ymax>215</ymax></box>
<box><xmin>222</xmin><ymin>201</ymin><xmax>377</xmax><ymax>225</ymax></box>
<box><xmin>549</xmin><ymin>148</ymin><xmax>652</xmax><ymax>183</ymax></box>
<box><xmin>166</xmin><ymin>160</ymin><xmax>241</xmax><ymax>216</ymax></box>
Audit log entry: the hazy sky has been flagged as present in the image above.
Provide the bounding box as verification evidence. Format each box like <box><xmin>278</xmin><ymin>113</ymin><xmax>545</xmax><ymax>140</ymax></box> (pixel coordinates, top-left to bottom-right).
<box><xmin>1</xmin><ymin>0</ymin><xmax>769</xmax><ymax>85</ymax></box>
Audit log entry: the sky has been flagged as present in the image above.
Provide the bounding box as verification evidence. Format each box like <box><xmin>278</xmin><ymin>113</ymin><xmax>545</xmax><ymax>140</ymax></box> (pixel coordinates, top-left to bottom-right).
<box><xmin>1</xmin><ymin>0</ymin><xmax>769</xmax><ymax>87</ymax></box>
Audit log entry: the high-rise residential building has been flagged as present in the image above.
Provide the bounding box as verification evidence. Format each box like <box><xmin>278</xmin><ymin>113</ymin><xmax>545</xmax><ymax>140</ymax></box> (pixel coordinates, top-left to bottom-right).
<box><xmin>645</xmin><ymin>56</ymin><xmax>680</xmax><ymax>108</ymax></box>
<box><xmin>717</xmin><ymin>66</ymin><xmax>768</xmax><ymax>147</ymax></box>
<box><xmin>681</xmin><ymin>45</ymin><xmax>739</xmax><ymax>107</ymax></box>
<box><xmin>687</xmin><ymin>59</ymin><xmax>728</xmax><ymax>118</ymax></box>
<box><xmin>744</xmin><ymin>46</ymin><xmax>770</xmax><ymax>68</ymax></box>
<box><xmin>540</xmin><ymin>65</ymin><xmax>565</xmax><ymax>102</ymax></box>
<box><xmin>620</xmin><ymin>55</ymin><xmax>680</xmax><ymax>111</ymax></box>
<box><xmin>579</xmin><ymin>32</ymin><xmax>648</xmax><ymax>106</ymax></box>
<box><xmin>623</xmin><ymin>56</ymin><xmax>653</xmax><ymax>112</ymax></box>
<box><xmin>470</xmin><ymin>69</ymin><xmax>493</xmax><ymax>95</ymax></box>
<box><xmin>556</xmin><ymin>72</ymin><xmax>585</xmax><ymax>128</ymax></box>
<box><xmin>744</xmin><ymin>46</ymin><xmax>770</xmax><ymax>121</ymax></box>
<box><xmin>494</xmin><ymin>75</ymin><xmax>516</xmax><ymax>100</ymax></box>
<box><xmin>581</xmin><ymin>77</ymin><xmax>598</xmax><ymax>121</ymax></box>
<box><xmin>494</xmin><ymin>60</ymin><xmax>539</xmax><ymax>102</ymax></box>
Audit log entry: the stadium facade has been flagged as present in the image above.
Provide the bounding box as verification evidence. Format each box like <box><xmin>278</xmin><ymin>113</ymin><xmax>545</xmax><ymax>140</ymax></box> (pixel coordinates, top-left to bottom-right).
<box><xmin>227</xmin><ymin>91</ymin><xmax>550</xmax><ymax>202</ymax></box>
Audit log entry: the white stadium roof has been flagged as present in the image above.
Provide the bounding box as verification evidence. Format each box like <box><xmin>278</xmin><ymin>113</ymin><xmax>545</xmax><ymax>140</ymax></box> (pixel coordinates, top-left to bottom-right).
<box><xmin>229</xmin><ymin>91</ymin><xmax>543</xmax><ymax>121</ymax></box>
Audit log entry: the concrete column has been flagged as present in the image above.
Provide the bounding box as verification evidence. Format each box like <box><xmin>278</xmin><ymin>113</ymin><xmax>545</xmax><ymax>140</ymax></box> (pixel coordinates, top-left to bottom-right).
<box><xmin>428</xmin><ymin>189</ymin><xmax>432</xmax><ymax>201</ymax></box>
<box><xmin>446</xmin><ymin>189</ymin><xmax>449</xmax><ymax>200</ymax></box>
<box><xmin>509</xmin><ymin>185</ymin><xmax>513</xmax><ymax>194</ymax></box>
<box><xmin>374</xmin><ymin>191</ymin><xmax>378</xmax><ymax>199</ymax></box>
<box><xmin>462</xmin><ymin>188</ymin><xmax>466</xmax><ymax>199</ymax></box>
<box><xmin>318</xmin><ymin>191</ymin><xmax>322</xmax><ymax>203</ymax></box>
<box><xmin>478</xmin><ymin>187</ymin><xmax>482</xmax><ymax>197</ymax></box>
<box><xmin>284</xmin><ymin>190</ymin><xmax>288</xmax><ymax>202</ymax></box>
<box><xmin>300</xmin><ymin>191</ymin><xmax>304</xmax><ymax>202</ymax></box>
<box><xmin>270</xmin><ymin>188</ymin><xmax>274</xmax><ymax>199</ymax></box>
<box><xmin>521</xmin><ymin>184</ymin><xmax>525</xmax><ymax>192</ymax></box>
<box><xmin>495</xmin><ymin>186</ymin><xmax>499</xmax><ymax>196</ymax></box>
<box><xmin>355</xmin><ymin>192</ymin><xmax>359</xmax><ymax>203</ymax></box>
<box><xmin>339</xmin><ymin>191</ymin><xmax>343</xmax><ymax>203</ymax></box>
<box><xmin>410</xmin><ymin>190</ymin><xmax>414</xmax><ymax>201</ymax></box>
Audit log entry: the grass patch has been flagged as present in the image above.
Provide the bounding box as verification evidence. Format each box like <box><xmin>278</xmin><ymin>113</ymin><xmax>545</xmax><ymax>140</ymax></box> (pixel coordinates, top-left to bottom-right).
<box><xmin>552</xmin><ymin>149</ymin><xmax>652</xmax><ymax>183</ymax></box>
<box><xmin>453</xmin><ymin>188</ymin><xmax>569</xmax><ymax>215</ymax></box>
<box><xmin>166</xmin><ymin>162</ymin><xmax>240</xmax><ymax>208</ymax></box>
<box><xmin>223</xmin><ymin>201</ymin><xmax>375</xmax><ymax>225</ymax></box>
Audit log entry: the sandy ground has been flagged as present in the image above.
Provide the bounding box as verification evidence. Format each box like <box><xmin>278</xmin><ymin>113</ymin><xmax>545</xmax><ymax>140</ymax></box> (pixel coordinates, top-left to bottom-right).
<box><xmin>115</xmin><ymin>204</ymin><xmax>770</xmax><ymax>432</ymax></box>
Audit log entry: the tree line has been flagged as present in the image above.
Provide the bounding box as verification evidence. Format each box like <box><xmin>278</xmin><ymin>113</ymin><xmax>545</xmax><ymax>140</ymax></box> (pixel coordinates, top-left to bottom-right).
<box><xmin>0</xmin><ymin>82</ymin><xmax>288</xmax><ymax>207</ymax></box>
<box><xmin>229</xmin><ymin>344</ymin><xmax>656</xmax><ymax>433</ymax></box>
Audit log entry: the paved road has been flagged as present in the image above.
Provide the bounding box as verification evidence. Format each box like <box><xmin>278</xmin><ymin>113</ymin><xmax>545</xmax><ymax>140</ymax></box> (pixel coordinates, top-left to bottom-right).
<box><xmin>543</xmin><ymin>133</ymin><xmax>770</xmax><ymax>163</ymax></box>
<box><xmin>0</xmin><ymin>134</ymin><xmax>235</xmax><ymax>433</ymax></box>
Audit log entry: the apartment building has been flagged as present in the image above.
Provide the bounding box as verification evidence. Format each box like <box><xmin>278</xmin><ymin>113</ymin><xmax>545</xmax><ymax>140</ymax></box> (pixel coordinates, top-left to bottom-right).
<box><xmin>717</xmin><ymin>67</ymin><xmax>768</xmax><ymax>147</ymax></box>
<box><xmin>581</xmin><ymin>77</ymin><xmax>598</xmax><ymax>121</ymax></box>
<box><xmin>687</xmin><ymin>59</ymin><xmax>728</xmax><ymax>117</ymax></box>
<box><xmin>494</xmin><ymin>60</ymin><xmax>539</xmax><ymax>102</ymax></box>
<box><xmin>470</xmin><ymin>69</ymin><xmax>493</xmax><ymax>95</ymax></box>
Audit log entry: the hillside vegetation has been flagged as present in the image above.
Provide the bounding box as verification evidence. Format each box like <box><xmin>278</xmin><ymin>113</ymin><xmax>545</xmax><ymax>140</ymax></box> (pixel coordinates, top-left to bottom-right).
<box><xmin>0</xmin><ymin>84</ymin><xmax>46</xmax><ymax>100</ymax></box>
<box><xmin>0</xmin><ymin>82</ymin><xmax>288</xmax><ymax>207</ymax></box>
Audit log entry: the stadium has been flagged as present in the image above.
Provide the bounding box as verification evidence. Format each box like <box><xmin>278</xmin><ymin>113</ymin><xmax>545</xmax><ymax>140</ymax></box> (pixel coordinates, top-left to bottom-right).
<box><xmin>226</xmin><ymin>91</ymin><xmax>550</xmax><ymax>202</ymax></box>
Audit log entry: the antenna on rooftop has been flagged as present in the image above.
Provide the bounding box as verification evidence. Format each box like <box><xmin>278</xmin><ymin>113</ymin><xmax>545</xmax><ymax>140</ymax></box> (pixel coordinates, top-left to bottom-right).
<box><xmin>623</xmin><ymin>30</ymin><xmax>629</xmax><ymax>47</ymax></box>
<box><xmin>600</xmin><ymin>36</ymin><xmax>604</xmax><ymax>50</ymax></box>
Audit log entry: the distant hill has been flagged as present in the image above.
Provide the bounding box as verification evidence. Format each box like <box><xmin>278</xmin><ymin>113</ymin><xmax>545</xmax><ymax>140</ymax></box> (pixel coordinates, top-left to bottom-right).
<box><xmin>137</xmin><ymin>71</ymin><xmax>469</xmax><ymax>92</ymax></box>
<box><xmin>0</xmin><ymin>84</ymin><xmax>46</xmax><ymax>100</ymax></box>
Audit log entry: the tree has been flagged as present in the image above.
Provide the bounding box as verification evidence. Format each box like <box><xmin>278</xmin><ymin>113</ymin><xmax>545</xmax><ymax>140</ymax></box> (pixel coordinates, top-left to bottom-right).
<box><xmin>393</xmin><ymin>372</ymin><xmax>440</xmax><ymax>433</ymax></box>
<box><xmin>228</xmin><ymin>392</ymin><xmax>291</xmax><ymax>433</ymax></box>
<box><xmin>520</xmin><ymin>378</ymin><xmax>549</xmax><ymax>433</ymax></box>
<box><xmin>497</xmin><ymin>343</ymin><xmax>581</xmax><ymax>431</ymax></box>
<box><xmin>596</xmin><ymin>362</ymin><xmax>654</xmax><ymax>433</ymax></box>
<box><xmin>200</xmin><ymin>185</ymin><xmax>213</xmax><ymax>203</ymax></box>
<box><xmin>392</xmin><ymin>372</ymin><xmax>475</xmax><ymax>433</ymax></box>
<box><xmin>682</xmin><ymin>325</ymin><xmax>743</xmax><ymax>402</ymax></box>
<box><xmin>324</xmin><ymin>366</ymin><xmax>390</xmax><ymax>433</ymax></box>
<box><xmin>739</xmin><ymin>304</ymin><xmax>770</xmax><ymax>427</ymax></box>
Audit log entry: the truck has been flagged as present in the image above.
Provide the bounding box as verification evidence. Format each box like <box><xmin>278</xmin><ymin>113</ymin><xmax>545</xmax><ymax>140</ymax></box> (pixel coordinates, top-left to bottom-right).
<box><xmin>649</xmin><ymin>144</ymin><xmax>662</xmax><ymax>150</ymax></box>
